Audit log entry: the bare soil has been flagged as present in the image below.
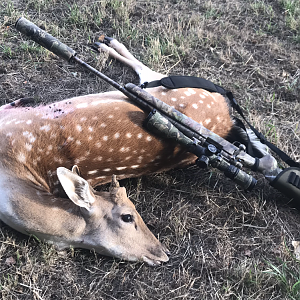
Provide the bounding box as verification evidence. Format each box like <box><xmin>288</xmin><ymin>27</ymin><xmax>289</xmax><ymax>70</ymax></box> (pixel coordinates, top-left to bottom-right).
<box><xmin>0</xmin><ymin>0</ymin><xmax>300</xmax><ymax>299</ymax></box>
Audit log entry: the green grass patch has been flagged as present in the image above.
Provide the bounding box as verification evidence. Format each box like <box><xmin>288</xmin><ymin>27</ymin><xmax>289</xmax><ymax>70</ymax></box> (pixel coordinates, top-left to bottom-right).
<box><xmin>280</xmin><ymin>0</ymin><xmax>300</xmax><ymax>39</ymax></box>
<box><xmin>264</xmin><ymin>257</ymin><xmax>300</xmax><ymax>299</ymax></box>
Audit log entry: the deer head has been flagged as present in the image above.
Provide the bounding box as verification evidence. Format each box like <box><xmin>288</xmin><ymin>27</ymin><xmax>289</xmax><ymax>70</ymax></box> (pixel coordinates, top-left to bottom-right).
<box><xmin>57</xmin><ymin>167</ymin><xmax>169</xmax><ymax>265</ymax></box>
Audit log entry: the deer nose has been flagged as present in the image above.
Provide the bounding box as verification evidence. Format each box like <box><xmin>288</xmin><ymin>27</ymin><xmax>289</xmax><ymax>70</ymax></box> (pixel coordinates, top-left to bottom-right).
<box><xmin>146</xmin><ymin>242</ymin><xmax>170</xmax><ymax>263</ymax></box>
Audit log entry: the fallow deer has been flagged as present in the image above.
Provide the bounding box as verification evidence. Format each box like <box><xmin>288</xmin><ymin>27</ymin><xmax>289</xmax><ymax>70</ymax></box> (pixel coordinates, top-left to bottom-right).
<box><xmin>0</xmin><ymin>36</ymin><xmax>266</xmax><ymax>265</ymax></box>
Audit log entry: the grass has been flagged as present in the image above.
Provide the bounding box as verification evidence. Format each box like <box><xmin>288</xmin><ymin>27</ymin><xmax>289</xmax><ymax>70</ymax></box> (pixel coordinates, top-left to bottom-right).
<box><xmin>264</xmin><ymin>257</ymin><xmax>300</xmax><ymax>299</ymax></box>
<box><xmin>0</xmin><ymin>0</ymin><xmax>300</xmax><ymax>299</ymax></box>
<box><xmin>280</xmin><ymin>0</ymin><xmax>300</xmax><ymax>40</ymax></box>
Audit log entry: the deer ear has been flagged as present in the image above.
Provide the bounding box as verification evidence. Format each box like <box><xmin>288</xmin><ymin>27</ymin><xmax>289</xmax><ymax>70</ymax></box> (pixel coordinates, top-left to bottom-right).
<box><xmin>57</xmin><ymin>167</ymin><xmax>95</xmax><ymax>210</ymax></box>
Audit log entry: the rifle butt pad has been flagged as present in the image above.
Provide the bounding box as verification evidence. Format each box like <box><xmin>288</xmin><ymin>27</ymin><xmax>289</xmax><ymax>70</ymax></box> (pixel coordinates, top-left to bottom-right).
<box><xmin>270</xmin><ymin>167</ymin><xmax>300</xmax><ymax>203</ymax></box>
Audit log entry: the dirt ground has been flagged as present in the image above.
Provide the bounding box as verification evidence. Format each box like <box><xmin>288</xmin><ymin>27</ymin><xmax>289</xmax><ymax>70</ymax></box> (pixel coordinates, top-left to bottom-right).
<box><xmin>0</xmin><ymin>0</ymin><xmax>300</xmax><ymax>299</ymax></box>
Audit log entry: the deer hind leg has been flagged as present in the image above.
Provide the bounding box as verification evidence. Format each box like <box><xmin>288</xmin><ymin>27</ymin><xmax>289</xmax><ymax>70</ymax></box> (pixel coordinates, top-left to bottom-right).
<box><xmin>96</xmin><ymin>36</ymin><xmax>164</xmax><ymax>84</ymax></box>
<box><xmin>0</xmin><ymin>97</ymin><xmax>35</xmax><ymax>110</ymax></box>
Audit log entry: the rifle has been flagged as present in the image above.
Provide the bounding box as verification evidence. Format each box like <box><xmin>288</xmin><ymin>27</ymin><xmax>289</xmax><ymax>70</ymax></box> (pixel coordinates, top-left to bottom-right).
<box><xmin>15</xmin><ymin>17</ymin><xmax>300</xmax><ymax>202</ymax></box>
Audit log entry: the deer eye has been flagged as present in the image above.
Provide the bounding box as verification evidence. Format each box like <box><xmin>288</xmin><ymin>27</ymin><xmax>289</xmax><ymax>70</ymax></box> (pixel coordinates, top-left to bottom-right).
<box><xmin>121</xmin><ymin>214</ymin><xmax>133</xmax><ymax>223</ymax></box>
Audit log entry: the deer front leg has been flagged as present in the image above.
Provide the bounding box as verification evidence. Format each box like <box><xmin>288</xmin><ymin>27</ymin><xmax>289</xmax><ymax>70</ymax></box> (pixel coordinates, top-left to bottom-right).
<box><xmin>96</xmin><ymin>36</ymin><xmax>164</xmax><ymax>84</ymax></box>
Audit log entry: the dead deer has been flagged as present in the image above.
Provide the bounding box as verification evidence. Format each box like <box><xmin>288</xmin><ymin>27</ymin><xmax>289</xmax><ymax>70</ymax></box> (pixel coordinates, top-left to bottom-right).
<box><xmin>0</xmin><ymin>36</ymin><xmax>267</xmax><ymax>265</ymax></box>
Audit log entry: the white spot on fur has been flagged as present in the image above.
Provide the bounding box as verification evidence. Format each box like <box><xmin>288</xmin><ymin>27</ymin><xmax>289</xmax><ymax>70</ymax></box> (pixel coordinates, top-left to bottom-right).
<box><xmin>67</xmin><ymin>136</ymin><xmax>74</xmax><ymax>141</ymax></box>
<box><xmin>77</xmin><ymin>103</ymin><xmax>88</xmax><ymax>108</ymax></box>
<box><xmin>187</xmin><ymin>88</ymin><xmax>196</xmax><ymax>94</ymax></box>
<box><xmin>126</xmin><ymin>133</ymin><xmax>132</xmax><ymax>138</ymax></box>
<box><xmin>54</xmin><ymin>157</ymin><xmax>63</xmax><ymax>164</ymax></box>
<box><xmin>26</xmin><ymin>120</ymin><xmax>32</xmax><ymax>124</ymax></box>
<box><xmin>171</xmin><ymin>98</ymin><xmax>177</xmax><ymax>102</ymax></box>
<box><xmin>200</xmin><ymin>94</ymin><xmax>206</xmax><ymax>99</ymax></box>
<box><xmin>48</xmin><ymin>145</ymin><xmax>53</xmax><ymax>151</ymax></box>
<box><xmin>76</xmin><ymin>140</ymin><xmax>81</xmax><ymax>145</ymax></box>
<box><xmin>205</xmin><ymin>118</ymin><xmax>211</xmax><ymax>125</ymax></box>
<box><xmin>88</xmin><ymin>170</ymin><xmax>98</xmax><ymax>175</ymax></box>
<box><xmin>192</xmin><ymin>104</ymin><xmax>198</xmax><ymax>109</ymax></box>
<box><xmin>131</xmin><ymin>165</ymin><xmax>139</xmax><ymax>169</ymax></box>
<box><xmin>76</xmin><ymin>125</ymin><xmax>82</xmax><ymax>132</ymax></box>
<box><xmin>137</xmin><ymin>133</ymin><xmax>143</xmax><ymax>139</ymax></box>
<box><xmin>100</xmin><ymin>123</ymin><xmax>106</xmax><ymax>128</ymax></box>
<box><xmin>103</xmin><ymin>136</ymin><xmax>108</xmax><ymax>141</ymax></box>
<box><xmin>23</xmin><ymin>131</ymin><xmax>36</xmax><ymax>143</ymax></box>
<box><xmin>114</xmin><ymin>133</ymin><xmax>120</xmax><ymax>139</ymax></box>
<box><xmin>211</xmin><ymin>125</ymin><xmax>217</xmax><ymax>132</ymax></box>
<box><xmin>119</xmin><ymin>147</ymin><xmax>130</xmax><ymax>153</ymax></box>
<box><xmin>88</xmin><ymin>136</ymin><xmax>93</xmax><ymax>140</ymax></box>
<box><xmin>146</xmin><ymin>136</ymin><xmax>152</xmax><ymax>141</ymax></box>
<box><xmin>40</xmin><ymin>124</ymin><xmax>51</xmax><ymax>132</ymax></box>
<box><xmin>6</xmin><ymin>118</ymin><xmax>16</xmax><ymax>125</ymax></box>
<box><xmin>108</xmin><ymin>115</ymin><xmax>113</xmax><ymax>119</ymax></box>
<box><xmin>93</xmin><ymin>156</ymin><xmax>102</xmax><ymax>161</ymax></box>
<box><xmin>199</xmin><ymin>100</ymin><xmax>203</xmax><ymax>104</ymax></box>
<box><xmin>116</xmin><ymin>167</ymin><xmax>127</xmax><ymax>170</ymax></box>
<box><xmin>17</xmin><ymin>153</ymin><xmax>26</xmax><ymax>163</ymax></box>
<box><xmin>25</xmin><ymin>143</ymin><xmax>32</xmax><ymax>151</ymax></box>
<box><xmin>74</xmin><ymin>158</ymin><xmax>83</xmax><ymax>164</ymax></box>
<box><xmin>207</xmin><ymin>104</ymin><xmax>211</xmax><ymax>108</ymax></box>
<box><xmin>6</xmin><ymin>132</ymin><xmax>12</xmax><ymax>137</ymax></box>
<box><xmin>96</xmin><ymin>176</ymin><xmax>107</xmax><ymax>179</ymax></box>
<box><xmin>80</xmin><ymin>117</ymin><xmax>87</xmax><ymax>122</ymax></box>
<box><xmin>95</xmin><ymin>142</ymin><xmax>102</xmax><ymax>148</ymax></box>
<box><xmin>88</xmin><ymin>127</ymin><xmax>93</xmax><ymax>132</ymax></box>
<box><xmin>216</xmin><ymin>116</ymin><xmax>221</xmax><ymax>121</ymax></box>
<box><xmin>103</xmin><ymin>168</ymin><xmax>111</xmax><ymax>172</ymax></box>
<box><xmin>161</xmin><ymin>92</ymin><xmax>166</xmax><ymax>96</ymax></box>
<box><xmin>184</xmin><ymin>91</ymin><xmax>191</xmax><ymax>96</ymax></box>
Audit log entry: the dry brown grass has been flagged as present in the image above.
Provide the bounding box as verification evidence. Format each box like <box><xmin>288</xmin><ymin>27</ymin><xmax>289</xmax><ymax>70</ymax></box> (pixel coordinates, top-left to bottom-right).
<box><xmin>1</xmin><ymin>0</ymin><xmax>300</xmax><ymax>299</ymax></box>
